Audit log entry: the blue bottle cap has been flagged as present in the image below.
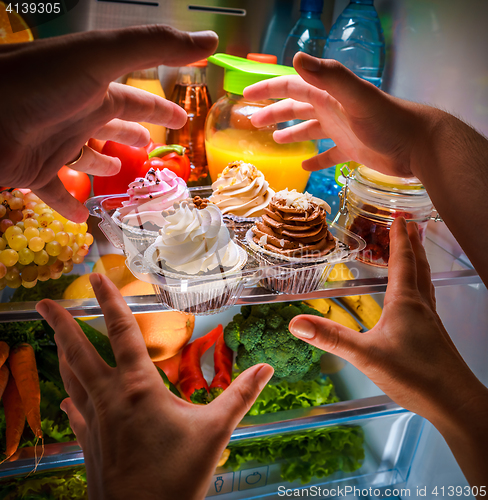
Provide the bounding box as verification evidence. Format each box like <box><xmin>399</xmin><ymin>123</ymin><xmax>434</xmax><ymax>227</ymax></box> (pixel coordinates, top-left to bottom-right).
<box><xmin>300</xmin><ymin>0</ymin><xmax>324</xmax><ymax>13</ymax></box>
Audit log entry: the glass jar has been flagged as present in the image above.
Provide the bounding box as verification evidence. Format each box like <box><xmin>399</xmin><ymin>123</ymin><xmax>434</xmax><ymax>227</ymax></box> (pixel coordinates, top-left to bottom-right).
<box><xmin>340</xmin><ymin>166</ymin><xmax>435</xmax><ymax>267</ymax></box>
<box><xmin>205</xmin><ymin>54</ymin><xmax>317</xmax><ymax>192</ymax></box>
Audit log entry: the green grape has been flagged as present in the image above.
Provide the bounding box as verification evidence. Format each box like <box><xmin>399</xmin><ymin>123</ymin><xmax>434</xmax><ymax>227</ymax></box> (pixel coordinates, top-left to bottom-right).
<box><xmin>0</xmin><ymin>219</ymin><xmax>13</xmax><ymax>233</ymax></box>
<box><xmin>58</xmin><ymin>245</ymin><xmax>73</xmax><ymax>262</ymax></box>
<box><xmin>47</xmin><ymin>254</ymin><xmax>57</xmax><ymax>266</ymax></box>
<box><xmin>21</xmin><ymin>265</ymin><xmax>38</xmax><ymax>282</ymax></box>
<box><xmin>75</xmin><ymin>233</ymin><xmax>85</xmax><ymax>246</ymax></box>
<box><xmin>79</xmin><ymin>222</ymin><xmax>88</xmax><ymax>234</ymax></box>
<box><xmin>71</xmin><ymin>252</ymin><xmax>84</xmax><ymax>264</ymax></box>
<box><xmin>46</xmin><ymin>240</ymin><xmax>61</xmax><ymax>256</ymax></box>
<box><xmin>18</xmin><ymin>247</ymin><xmax>35</xmax><ymax>265</ymax></box>
<box><xmin>33</xmin><ymin>203</ymin><xmax>49</xmax><ymax>215</ymax></box>
<box><xmin>63</xmin><ymin>260</ymin><xmax>73</xmax><ymax>274</ymax></box>
<box><xmin>24</xmin><ymin>192</ymin><xmax>40</xmax><ymax>203</ymax></box>
<box><xmin>16</xmin><ymin>221</ymin><xmax>25</xmax><ymax>231</ymax></box>
<box><xmin>0</xmin><ymin>239</ymin><xmax>6</xmax><ymax>251</ymax></box>
<box><xmin>6</xmin><ymin>275</ymin><xmax>22</xmax><ymax>289</ymax></box>
<box><xmin>55</xmin><ymin>231</ymin><xmax>69</xmax><ymax>246</ymax></box>
<box><xmin>37</xmin><ymin>265</ymin><xmax>51</xmax><ymax>281</ymax></box>
<box><xmin>38</xmin><ymin>212</ymin><xmax>55</xmax><ymax>227</ymax></box>
<box><xmin>0</xmin><ymin>277</ymin><xmax>7</xmax><ymax>291</ymax></box>
<box><xmin>24</xmin><ymin>227</ymin><xmax>39</xmax><ymax>241</ymax></box>
<box><xmin>1</xmin><ymin>192</ymin><xmax>12</xmax><ymax>204</ymax></box>
<box><xmin>0</xmin><ymin>262</ymin><xmax>6</xmax><ymax>279</ymax></box>
<box><xmin>65</xmin><ymin>221</ymin><xmax>79</xmax><ymax>234</ymax></box>
<box><xmin>48</xmin><ymin>220</ymin><xmax>63</xmax><ymax>233</ymax></box>
<box><xmin>0</xmin><ymin>249</ymin><xmax>19</xmax><ymax>267</ymax></box>
<box><xmin>33</xmin><ymin>249</ymin><xmax>49</xmax><ymax>266</ymax></box>
<box><xmin>68</xmin><ymin>233</ymin><xmax>76</xmax><ymax>246</ymax></box>
<box><xmin>8</xmin><ymin>196</ymin><xmax>23</xmax><ymax>210</ymax></box>
<box><xmin>24</xmin><ymin>218</ymin><xmax>39</xmax><ymax>229</ymax></box>
<box><xmin>12</xmin><ymin>190</ymin><xmax>24</xmax><ymax>199</ymax></box>
<box><xmin>9</xmin><ymin>210</ymin><xmax>23</xmax><ymax>223</ymax></box>
<box><xmin>39</xmin><ymin>227</ymin><xmax>55</xmax><ymax>243</ymax></box>
<box><xmin>4</xmin><ymin>225</ymin><xmax>22</xmax><ymax>240</ymax></box>
<box><xmin>0</xmin><ymin>205</ymin><xmax>6</xmax><ymax>218</ymax></box>
<box><xmin>22</xmin><ymin>209</ymin><xmax>36</xmax><ymax>220</ymax></box>
<box><xmin>24</xmin><ymin>201</ymin><xmax>37</xmax><ymax>211</ymax></box>
<box><xmin>28</xmin><ymin>236</ymin><xmax>45</xmax><ymax>252</ymax></box>
<box><xmin>76</xmin><ymin>244</ymin><xmax>90</xmax><ymax>257</ymax></box>
<box><xmin>22</xmin><ymin>279</ymin><xmax>38</xmax><ymax>289</ymax></box>
<box><xmin>5</xmin><ymin>266</ymin><xmax>20</xmax><ymax>281</ymax></box>
<box><xmin>9</xmin><ymin>234</ymin><xmax>28</xmax><ymax>251</ymax></box>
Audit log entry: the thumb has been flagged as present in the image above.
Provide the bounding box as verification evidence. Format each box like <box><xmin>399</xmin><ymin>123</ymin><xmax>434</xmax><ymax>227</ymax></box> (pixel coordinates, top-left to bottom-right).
<box><xmin>289</xmin><ymin>314</ymin><xmax>369</xmax><ymax>365</ymax></box>
<box><xmin>208</xmin><ymin>364</ymin><xmax>274</xmax><ymax>429</ymax></box>
<box><xmin>293</xmin><ymin>52</ymin><xmax>383</xmax><ymax>117</ymax></box>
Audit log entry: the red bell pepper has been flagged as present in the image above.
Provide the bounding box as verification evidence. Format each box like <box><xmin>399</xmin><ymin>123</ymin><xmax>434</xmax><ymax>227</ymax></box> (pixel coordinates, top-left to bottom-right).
<box><xmin>145</xmin><ymin>144</ymin><xmax>191</xmax><ymax>182</ymax></box>
<box><xmin>179</xmin><ymin>324</ymin><xmax>223</xmax><ymax>404</ymax></box>
<box><xmin>209</xmin><ymin>331</ymin><xmax>234</xmax><ymax>400</ymax></box>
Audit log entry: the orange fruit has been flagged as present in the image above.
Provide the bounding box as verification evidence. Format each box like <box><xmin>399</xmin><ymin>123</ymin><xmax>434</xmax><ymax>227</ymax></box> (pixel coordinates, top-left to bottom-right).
<box><xmin>0</xmin><ymin>2</ymin><xmax>34</xmax><ymax>44</ymax></box>
<box><xmin>119</xmin><ymin>279</ymin><xmax>154</xmax><ymax>297</ymax></box>
<box><xmin>92</xmin><ymin>254</ymin><xmax>136</xmax><ymax>289</ymax></box>
<box><xmin>135</xmin><ymin>311</ymin><xmax>194</xmax><ymax>362</ymax></box>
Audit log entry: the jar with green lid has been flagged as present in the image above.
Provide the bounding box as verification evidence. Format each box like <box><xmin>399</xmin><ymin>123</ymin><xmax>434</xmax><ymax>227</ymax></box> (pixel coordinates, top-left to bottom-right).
<box><xmin>339</xmin><ymin>166</ymin><xmax>436</xmax><ymax>267</ymax></box>
<box><xmin>205</xmin><ymin>54</ymin><xmax>317</xmax><ymax>192</ymax></box>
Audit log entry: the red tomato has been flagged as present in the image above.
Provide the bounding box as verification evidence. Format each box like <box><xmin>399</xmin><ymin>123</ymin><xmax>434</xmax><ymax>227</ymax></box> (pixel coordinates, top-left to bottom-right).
<box><xmin>58</xmin><ymin>166</ymin><xmax>92</xmax><ymax>203</ymax></box>
<box><xmin>93</xmin><ymin>141</ymin><xmax>149</xmax><ymax>196</ymax></box>
<box><xmin>87</xmin><ymin>138</ymin><xmax>106</xmax><ymax>154</ymax></box>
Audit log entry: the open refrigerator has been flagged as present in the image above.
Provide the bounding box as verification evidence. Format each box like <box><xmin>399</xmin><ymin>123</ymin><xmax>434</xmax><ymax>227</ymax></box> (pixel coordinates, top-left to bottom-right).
<box><xmin>1</xmin><ymin>0</ymin><xmax>488</xmax><ymax>498</ymax></box>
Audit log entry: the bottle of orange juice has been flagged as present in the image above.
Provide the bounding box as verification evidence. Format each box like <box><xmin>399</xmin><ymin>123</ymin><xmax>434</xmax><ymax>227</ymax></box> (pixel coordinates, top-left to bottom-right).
<box><xmin>205</xmin><ymin>54</ymin><xmax>317</xmax><ymax>192</ymax></box>
<box><xmin>125</xmin><ymin>68</ymin><xmax>166</xmax><ymax>145</ymax></box>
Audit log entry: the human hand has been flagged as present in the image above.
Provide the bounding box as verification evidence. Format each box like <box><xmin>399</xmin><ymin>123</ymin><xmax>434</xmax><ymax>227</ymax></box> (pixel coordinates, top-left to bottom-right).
<box><xmin>0</xmin><ymin>26</ymin><xmax>218</xmax><ymax>222</ymax></box>
<box><xmin>289</xmin><ymin>218</ymin><xmax>486</xmax><ymax>424</ymax></box>
<box><xmin>244</xmin><ymin>52</ymin><xmax>439</xmax><ymax>178</ymax></box>
<box><xmin>36</xmin><ymin>274</ymin><xmax>274</xmax><ymax>500</ymax></box>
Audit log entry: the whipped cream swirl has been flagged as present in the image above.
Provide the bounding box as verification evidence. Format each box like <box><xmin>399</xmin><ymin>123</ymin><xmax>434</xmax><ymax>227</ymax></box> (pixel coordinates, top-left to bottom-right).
<box><xmin>153</xmin><ymin>202</ymin><xmax>240</xmax><ymax>274</ymax></box>
<box><xmin>119</xmin><ymin>168</ymin><xmax>189</xmax><ymax>227</ymax></box>
<box><xmin>209</xmin><ymin>161</ymin><xmax>274</xmax><ymax>217</ymax></box>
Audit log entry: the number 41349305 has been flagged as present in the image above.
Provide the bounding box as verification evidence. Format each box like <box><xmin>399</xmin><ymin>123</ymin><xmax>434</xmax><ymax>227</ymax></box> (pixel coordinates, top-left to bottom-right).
<box><xmin>6</xmin><ymin>3</ymin><xmax>61</xmax><ymax>14</ymax></box>
<box><xmin>432</xmin><ymin>486</ymin><xmax>486</xmax><ymax>497</ymax></box>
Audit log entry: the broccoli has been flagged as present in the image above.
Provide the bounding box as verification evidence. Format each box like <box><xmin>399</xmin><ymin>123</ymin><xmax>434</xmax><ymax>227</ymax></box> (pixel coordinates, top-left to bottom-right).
<box><xmin>224</xmin><ymin>302</ymin><xmax>325</xmax><ymax>384</ymax></box>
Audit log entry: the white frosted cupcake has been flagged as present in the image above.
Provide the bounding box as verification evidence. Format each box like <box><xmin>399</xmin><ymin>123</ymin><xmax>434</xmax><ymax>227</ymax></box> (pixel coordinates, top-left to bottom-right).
<box><xmin>145</xmin><ymin>201</ymin><xmax>247</xmax><ymax>314</ymax></box>
<box><xmin>209</xmin><ymin>161</ymin><xmax>274</xmax><ymax>220</ymax></box>
<box><xmin>113</xmin><ymin>168</ymin><xmax>189</xmax><ymax>252</ymax></box>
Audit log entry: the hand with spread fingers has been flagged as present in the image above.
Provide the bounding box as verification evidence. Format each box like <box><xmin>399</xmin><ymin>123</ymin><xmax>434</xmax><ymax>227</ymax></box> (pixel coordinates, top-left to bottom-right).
<box><xmin>289</xmin><ymin>218</ymin><xmax>488</xmax><ymax>491</ymax></box>
<box><xmin>0</xmin><ymin>26</ymin><xmax>218</xmax><ymax>222</ymax></box>
<box><xmin>36</xmin><ymin>274</ymin><xmax>274</xmax><ymax>500</ymax></box>
<box><xmin>244</xmin><ymin>51</ymin><xmax>488</xmax><ymax>288</ymax></box>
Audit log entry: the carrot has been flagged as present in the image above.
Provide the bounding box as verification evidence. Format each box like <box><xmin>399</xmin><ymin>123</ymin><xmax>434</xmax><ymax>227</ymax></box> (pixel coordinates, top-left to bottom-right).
<box><xmin>209</xmin><ymin>331</ymin><xmax>234</xmax><ymax>400</ymax></box>
<box><xmin>9</xmin><ymin>344</ymin><xmax>42</xmax><ymax>439</ymax></box>
<box><xmin>0</xmin><ymin>341</ymin><xmax>9</xmax><ymax>368</ymax></box>
<box><xmin>2</xmin><ymin>374</ymin><xmax>25</xmax><ymax>458</ymax></box>
<box><xmin>0</xmin><ymin>364</ymin><xmax>9</xmax><ymax>400</ymax></box>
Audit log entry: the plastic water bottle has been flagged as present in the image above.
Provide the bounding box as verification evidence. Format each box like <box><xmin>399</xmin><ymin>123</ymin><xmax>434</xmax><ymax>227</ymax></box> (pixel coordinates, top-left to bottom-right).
<box><xmin>323</xmin><ymin>0</ymin><xmax>385</xmax><ymax>88</ymax></box>
<box><xmin>280</xmin><ymin>0</ymin><xmax>327</xmax><ymax>67</ymax></box>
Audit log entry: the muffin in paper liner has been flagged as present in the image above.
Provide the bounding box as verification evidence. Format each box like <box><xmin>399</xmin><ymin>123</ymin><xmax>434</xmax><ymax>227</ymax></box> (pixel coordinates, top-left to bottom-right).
<box><xmin>143</xmin><ymin>243</ymin><xmax>248</xmax><ymax>315</ymax></box>
<box><xmin>112</xmin><ymin>209</ymin><xmax>160</xmax><ymax>254</ymax></box>
<box><xmin>245</xmin><ymin>229</ymin><xmax>336</xmax><ymax>294</ymax></box>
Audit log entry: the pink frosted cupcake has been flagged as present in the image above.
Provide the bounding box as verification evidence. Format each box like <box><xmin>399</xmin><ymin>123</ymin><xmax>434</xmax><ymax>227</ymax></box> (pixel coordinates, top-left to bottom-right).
<box><xmin>113</xmin><ymin>168</ymin><xmax>190</xmax><ymax>251</ymax></box>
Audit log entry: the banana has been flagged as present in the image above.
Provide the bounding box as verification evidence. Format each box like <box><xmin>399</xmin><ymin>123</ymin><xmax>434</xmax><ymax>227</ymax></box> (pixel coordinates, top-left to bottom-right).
<box><xmin>305</xmin><ymin>298</ymin><xmax>362</xmax><ymax>331</ymax></box>
<box><xmin>327</xmin><ymin>263</ymin><xmax>383</xmax><ymax>330</ymax></box>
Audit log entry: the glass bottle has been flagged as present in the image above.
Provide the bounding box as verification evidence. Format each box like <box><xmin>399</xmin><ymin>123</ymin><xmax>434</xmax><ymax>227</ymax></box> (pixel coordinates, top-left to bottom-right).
<box><xmin>125</xmin><ymin>68</ymin><xmax>166</xmax><ymax>144</ymax></box>
<box><xmin>166</xmin><ymin>59</ymin><xmax>212</xmax><ymax>186</ymax></box>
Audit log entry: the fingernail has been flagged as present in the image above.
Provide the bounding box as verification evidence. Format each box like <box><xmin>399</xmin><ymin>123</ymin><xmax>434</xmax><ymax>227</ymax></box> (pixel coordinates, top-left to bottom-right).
<box><xmin>60</xmin><ymin>401</ymin><xmax>67</xmax><ymax>413</ymax></box>
<box><xmin>300</xmin><ymin>53</ymin><xmax>321</xmax><ymax>72</ymax></box>
<box><xmin>400</xmin><ymin>217</ymin><xmax>407</xmax><ymax>228</ymax></box>
<box><xmin>89</xmin><ymin>273</ymin><xmax>102</xmax><ymax>291</ymax></box>
<box><xmin>36</xmin><ymin>300</ymin><xmax>49</xmax><ymax>317</ymax></box>
<box><xmin>254</xmin><ymin>364</ymin><xmax>274</xmax><ymax>390</ymax></box>
<box><xmin>290</xmin><ymin>318</ymin><xmax>316</xmax><ymax>339</ymax></box>
<box><xmin>190</xmin><ymin>30</ymin><xmax>219</xmax><ymax>49</ymax></box>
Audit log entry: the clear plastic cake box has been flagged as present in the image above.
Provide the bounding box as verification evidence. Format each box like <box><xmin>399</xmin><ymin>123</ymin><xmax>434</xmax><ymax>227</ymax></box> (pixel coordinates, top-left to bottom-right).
<box><xmin>85</xmin><ymin>188</ymin><xmax>366</xmax><ymax>315</ymax></box>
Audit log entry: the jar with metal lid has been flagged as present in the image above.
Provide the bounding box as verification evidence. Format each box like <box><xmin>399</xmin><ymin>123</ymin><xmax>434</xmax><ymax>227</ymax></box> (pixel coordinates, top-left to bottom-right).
<box><xmin>338</xmin><ymin>165</ymin><xmax>437</xmax><ymax>267</ymax></box>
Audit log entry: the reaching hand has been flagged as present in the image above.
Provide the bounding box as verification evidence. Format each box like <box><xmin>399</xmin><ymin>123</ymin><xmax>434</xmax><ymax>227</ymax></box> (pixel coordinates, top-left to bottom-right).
<box><xmin>244</xmin><ymin>52</ymin><xmax>438</xmax><ymax>179</ymax></box>
<box><xmin>0</xmin><ymin>26</ymin><xmax>218</xmax><ymax>222</ymax></box>
<box><xmin>289</xmin><ymin>217</ymin><xmax>488</xmax><ymax>489</ymax></box>
<box><xmin>36</xmin><ymin>274</ymin><xmax>274</xmax><ymax>500</ymax></box>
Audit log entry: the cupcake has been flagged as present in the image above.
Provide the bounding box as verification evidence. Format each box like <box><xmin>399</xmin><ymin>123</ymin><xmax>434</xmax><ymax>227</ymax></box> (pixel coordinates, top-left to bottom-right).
<box><xmin>247</xmin><ymin>189</ymin><xmax>336</xmax><ymax>294</ymax></box>
<box><xmin>208</xmin><ymin>161</ymin><xmax>274</xmax><ymax>220</ymax></box>
<box><xmin>145</xmin><ymin>201</ymin><xmax>247</xmax><ymax>314</ymax></box>
<box><xmin>113</xmin><ymin>168</ymin><xmax>189</xmax><ymax>252</ymax></box>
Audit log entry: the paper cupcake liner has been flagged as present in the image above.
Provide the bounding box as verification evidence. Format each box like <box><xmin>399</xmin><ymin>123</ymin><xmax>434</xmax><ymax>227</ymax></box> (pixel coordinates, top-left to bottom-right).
<box><xmin>245</xmin><ymin>229</ymin><xmax>334</xmax><ymax>294</ymax></box>
<box><xmin>143</xmin><ymin>245</ymin><xmax>248</xmax><ymax>315</ymax></box>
